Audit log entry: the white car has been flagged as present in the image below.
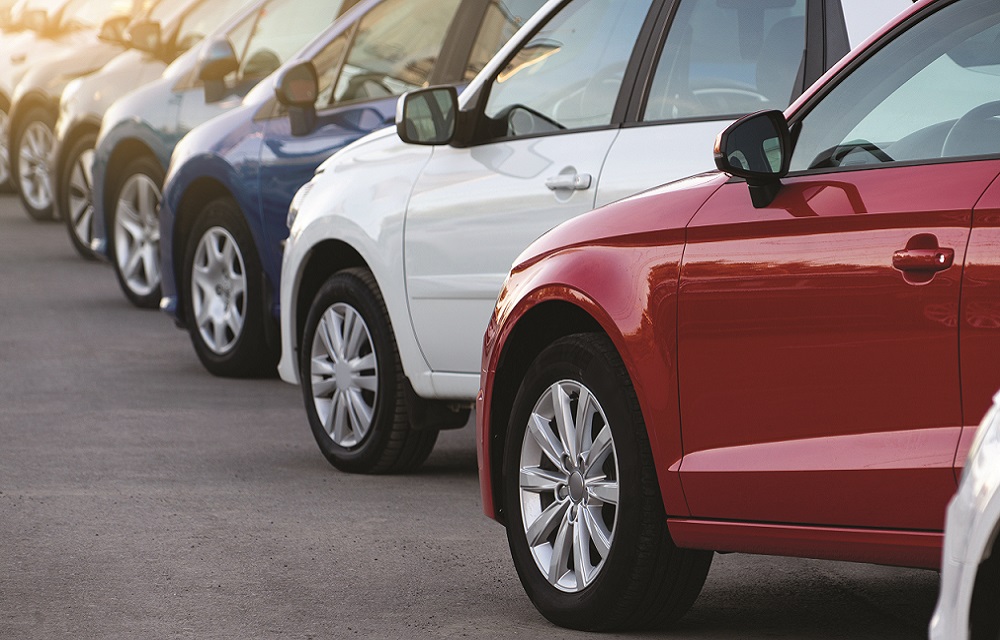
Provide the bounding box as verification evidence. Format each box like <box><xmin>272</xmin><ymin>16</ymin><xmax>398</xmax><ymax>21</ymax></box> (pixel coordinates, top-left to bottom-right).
<box><xmin>278</xmin><ymin>0</ymin><xmax>913</xmax><ymax>473</ymax></box>
<box><xmin>931</xmin><ymin>390</ymin><xmax>1000</xmax><ymax>640</ymax></box>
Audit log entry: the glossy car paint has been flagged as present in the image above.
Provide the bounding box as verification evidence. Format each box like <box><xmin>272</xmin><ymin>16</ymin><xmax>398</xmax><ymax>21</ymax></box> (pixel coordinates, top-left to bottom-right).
<box><xmin>931</xmin><ymin>391</ymin><xmax>1000</xmax><ymax>640</ymax></box>
<box><xmin>278</xmin><ymin>0</ymin><xmax>909</xmax><ymax>399</ymax></box>
<box><xmin>159</xmin><ymin>0</ymin><xmax>405</xmax><ymax>328</ymax></box>
<box><xmin>477</xmin><ymin>0</ymin><xmax>1000</xmax><ymax>571</ymax></box>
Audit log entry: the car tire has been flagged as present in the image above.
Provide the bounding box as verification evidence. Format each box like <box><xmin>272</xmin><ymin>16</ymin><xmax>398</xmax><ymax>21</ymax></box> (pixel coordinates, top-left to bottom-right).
<box><xmin>58</xmin><ymin>132</ymin><xmax>99</xmax><ymax>260</ymax></box>
<box><xmin>0</xmin><ymin>101</ymin><xmax>13</xmax><ymax>193</ymax></box>
<box><xmin>503</xmin><ymin>333</ymin><xmax>712</xmax><ymax>631</ymax></box>
<box><xmin>182</xmin><ymin>196</ymin><xmax>277</xmax><ymax>377</ymax></box>
<box><xmin>13</xmin><ymin>106</ymin><xmax>57</xmax><ymax>221</ymax></box>
<box><xmin>300</xmin><ymin>268</ymin><xmax>438</xmax><ymax>474</ymax></box>
<box><xmin>109</xmin><ymin>155</ymin><xmax>164</xmax><ymax>308</ymax></box>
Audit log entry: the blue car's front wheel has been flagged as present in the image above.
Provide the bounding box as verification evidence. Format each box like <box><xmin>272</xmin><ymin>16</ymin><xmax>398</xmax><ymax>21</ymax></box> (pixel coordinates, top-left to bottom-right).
<box><xmin>182</xmin><ymin>196</ymin><xmax>277</xmax><ymax>377</ymax></box>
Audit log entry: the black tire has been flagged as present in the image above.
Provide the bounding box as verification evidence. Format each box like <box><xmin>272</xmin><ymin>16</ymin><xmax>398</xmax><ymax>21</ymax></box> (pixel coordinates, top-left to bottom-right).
<box><xmin>12</xmin><ymin>106</ymin><xmax>57</xmax><ymax>221</ymax></box>
<box><xmin>182</xmin><ymin>196</ymin><xmax>277</xmax><ymax>378</ymax></box>
<box><xmin>300</xmin><ymin>268</ymin><xmax>437</xmax><ymax>474</ymax></box>
<box><xmin>0</xmin><ymin>100</ymin><xmax>13</xmax><ymax>193</ymax></box>
<box><xmin>58</xmin><ymin>132</ymin><xmax>99</xmax><ymax>260</ymax></box>
<box><xmin>503</xmin><ymin>333</ymin><xmax>712</xmax><ymax>631</ymax></box>
<box><xmin>108</xmin><ymin>155</ymin><xmax>164</xmax><ymax>308</ymax></box>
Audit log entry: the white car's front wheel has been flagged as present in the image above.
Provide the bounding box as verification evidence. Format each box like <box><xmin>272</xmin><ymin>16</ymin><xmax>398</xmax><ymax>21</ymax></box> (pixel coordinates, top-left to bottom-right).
<box><xmin>300</xmin><ymin>268</ymin><xmax>437</xmax><ymax>473</ymax></box>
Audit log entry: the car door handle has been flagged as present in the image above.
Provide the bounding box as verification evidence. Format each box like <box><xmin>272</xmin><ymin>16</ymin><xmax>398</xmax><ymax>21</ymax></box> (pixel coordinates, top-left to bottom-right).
<box><xmin>545</xmin><ymin>173</ymin><xmax>592</xmax><ymax>192</ymax></box>
<box><xmin>892</xmin><ymin>248</ymin><xmax>954</xmax><ymax>272</ymax></box>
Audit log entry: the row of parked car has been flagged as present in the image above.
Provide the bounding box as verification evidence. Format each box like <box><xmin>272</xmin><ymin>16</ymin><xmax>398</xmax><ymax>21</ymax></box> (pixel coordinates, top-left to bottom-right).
<box><xmin>3</xmin><ymin>0</ymin><xmax>999</xmax><ymax>635</ymax></box>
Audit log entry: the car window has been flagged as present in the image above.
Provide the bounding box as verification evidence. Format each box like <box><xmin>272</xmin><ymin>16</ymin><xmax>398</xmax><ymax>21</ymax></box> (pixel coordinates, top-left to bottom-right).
<box><xmin>236</xmin><ymin>0</ymin><xmax>348</xmax><ymax>83</ymax></box>
<box><xmin>324</xmin><ymin>0</ymin><xmax>462</xmax><ymax>106</ymax></box>
<box><xmin>839</xmin><ymin>0</ymin><xmax>913</xmax><ymax>48</ymax></box>
<box><xmin>643</xmin><ymin>0</ymin><xmax>806</xmax><ymax>123</ymax></box>
<box><xmin>484</xmin><ymin>0</ymin><xmax>654</xmax><ymax>138</ymax></box>
<box><xmin>173</xmin><ymin>0</ymin><xmax>248</xmax><ymax>54</ymax></box>
<box><xmin>465</xmin><ymin>0</ymin><xmax>548</xmax><ymax>81</ymax></box>
<box><xmin>60</xmin><ymin>0</ymin><xmax>144</xmax><ymax>30</ymax></box>
<box><xmin>789</xmin><ymin>0</ymin><xmax>1000</xmax><ymax>171</ymax></box>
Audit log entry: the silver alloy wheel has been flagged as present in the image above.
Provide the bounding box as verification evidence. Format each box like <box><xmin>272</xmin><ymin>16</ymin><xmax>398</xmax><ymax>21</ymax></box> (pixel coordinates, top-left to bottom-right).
<box><xmin>519</xmin><ymin>380</ymin><xmax>620</xmax><ymax>593</ymax></box>
<box><xmin>113</xmin><ymin>173</ymin><xmax>161</xmax><ymax>297</ymax></box>
<box><xmin>67</xmin><ymin>148</ymin><xmax>95</xmax><ymax>248</ymax></box>
<box><xmin>0</xmin><ymin>109</ymin><xmax>10</xmax><ymax>187</ymax></box>
<box><xmin>190</xmin><ymin>226</ymin><xmax>247</xmax><ymax>355</ymax></box>
<box><xmin>17</xmin><ymin>120</ymin><xmax>54</xmax><ymax>211</ymax></box>
<box><xmin>309</xmin><ymin>302</ymin><xmax>378</xmax><ymax>448</ymax></box>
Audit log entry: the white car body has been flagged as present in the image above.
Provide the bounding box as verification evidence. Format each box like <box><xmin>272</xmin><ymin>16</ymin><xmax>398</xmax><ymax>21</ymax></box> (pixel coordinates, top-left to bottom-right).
<box><xmin>278</xmin><ymin>0</ymin><xmax>912</xmax><ymax>402</ymax></box>
<box><xmin>931</xmin><ymin>391</ymin><xmax>1000</xmax><ymax>640</ymax></box>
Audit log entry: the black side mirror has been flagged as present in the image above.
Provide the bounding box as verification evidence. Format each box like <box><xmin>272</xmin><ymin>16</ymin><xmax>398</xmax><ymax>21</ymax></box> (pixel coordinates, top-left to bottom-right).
<box><xmin>714</xmin><ymin>109</ymin><xmax>791</xmax><ymax>208</ymax></box>
<box><xmin>125</xmin><ymin>19</ymin><xmax>161</xmax><ymax>54</ymax></box>
<box><xmin>198</xmin><ymin>38</ymin><xmax>238</xmax><ymax>103</ymax></box>
<box><xmin>396</xmin><ymin>86</ymin><xmax>458</xmax><ymax>146</ymax></box>
<box><xmin>274</xmin><ymin>61</ymin><xmax>318</xmax><ymax>137</ymax></box>
<box><xmin>98</xmin><ymin>14</ymin><xmax>130</xmax><ymax>42</ymax></box>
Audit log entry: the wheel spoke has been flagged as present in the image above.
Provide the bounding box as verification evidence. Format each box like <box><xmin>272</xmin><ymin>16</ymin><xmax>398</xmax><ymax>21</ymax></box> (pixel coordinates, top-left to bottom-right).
<box><xmin>319</xmin><ymin>312</ymin><xmax>341</xmax><ymax>363</ymax></box>
<box><xmin>587</xmin><ymin>479</ymin><xmax>619</xmax><ymax>506</ymax></box>
<box><xmin>584</xmin><ymin>425</ymin><xmax>614</xmax><ymax>478</ymax></box>
<box><xmin>526</xmin><ymin>498</ymin><xmax>569</xmax><ymax>547</ymax></box>
<box><xmin>582</xmin><ymin>505</ymin><xmax>612</xmax><ymax>559</ymax></box>
<box><xmin>573</xmin><ymin>511</ymin><xmax>592</xmax><ymax>588</ymax></box>
<box><xmin>553</xmin><ymin>383</ymin><xmax>578</xmax><ymax>462</ymax></box>
<box><xmin>527</xmin><ymin>412</ymin><xmax>567</xmax><ymax>471</ymax></box>
<box><xmin>346</xmin><ymin>388</ymin><xmax>372</xmax><ymax>438</ymax></box>
<box><xmin>331</xmin><ymin>393</ymin><xmax>350</xmax><ymax>443</ymax></box>
<box><xmin>548</xmin><ymin>513</ymin><xmax>573</xmax><ymax>585</ymax></box>
<box><xmin>519</xmin><ymin>466</ymin><xmax>564</xmax><ymax>494</ymax></box>
<box><xmin>574</xmin><ymin>386</ymin><xmax>595</xmax><ymax>461</ymax></box>
<box><xmin>311</xmin><ymin>355</ymin><xmax>335</xmax><ymax>377</ymax></box>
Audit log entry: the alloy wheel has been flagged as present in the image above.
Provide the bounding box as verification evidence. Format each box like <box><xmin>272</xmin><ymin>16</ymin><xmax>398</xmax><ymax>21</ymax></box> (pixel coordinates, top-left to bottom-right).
<box><xmin>66</xmin><ymin>148</ymin><xmax>95</xmax><ymax>249</ymax></box>
<box><xmin>190</xmin><ymin>226</ymin><xmax>247</xmax><ymax>355</ymax></box>
<box><xmin>309</xmin><ymin>302</ymin><xmax>378</xmax><ymax>448</ymax></box>
<box><xmin>17</xmin><ymin>120</ymin><xmax>54</xmax><ymax>211</ymax></box>
<box><xmin>113</xmin><ymin>173</ymin><xmax>161</xmax><ymax>298</ymax></box>
<box><xmin>0</xmin><ymin>109</ymin><xmax>10</xmax><ymax>187</ymax></box>
<box><xmin>518</xmin><ymin>379</ymin><xmax>620</xmax><ymax>593</ymax></box>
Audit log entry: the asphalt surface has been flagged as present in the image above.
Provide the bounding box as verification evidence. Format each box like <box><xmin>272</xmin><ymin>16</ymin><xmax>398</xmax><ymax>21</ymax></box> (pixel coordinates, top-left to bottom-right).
<box><xmin>0</xmin><ymin>194</ymin><xmax>941</xmax><ymax>639</ymax></box>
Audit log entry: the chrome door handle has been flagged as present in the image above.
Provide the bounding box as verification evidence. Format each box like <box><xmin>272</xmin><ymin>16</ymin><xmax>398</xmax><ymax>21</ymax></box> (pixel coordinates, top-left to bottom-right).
<box><xmin>545</xmin><ymin>173</ymin><xmax>592</xmax><ymax>192</ymax></box>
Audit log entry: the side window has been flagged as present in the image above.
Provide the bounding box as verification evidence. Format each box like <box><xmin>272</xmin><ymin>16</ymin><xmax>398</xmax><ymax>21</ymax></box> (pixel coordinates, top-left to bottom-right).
<box><xmin>789</xmin><ymin>0</ymin><xmax>1000</xmax><ymax>171</ymax></box>
<box><xmin>328</xmin><ymin>0</ymin><xmax>462</xmax><ymax>106</ymax></box>
<box><xmin>643</xmin><ymin>0</ymin><xmax>806</xmax><ymax>123</ymax></box>
<box><xmin>237</xmin><ymin>0</ymin><xmax>348</xmax><ymax>83</ymax></box>
<box><xmin>173</xmin><ymin>0</ymin><xmax>249</xmax><ymax>55</ymax></box>
<box><xmin>484</xmin><ymin>0</ymin><xmax>654</xmax><ymax>138</ymax></box>
<box><xmin>313</xmin><ymin>29</ymin><xmax>351</xmax><ymax>108</ymax></box>
<box><xmin>839</xmin><ymin>0</ymin><xmax>913</xmax><ymax>48</ymax></box>
<box><xmin>465</xmin><ymin>0</ymin><xmax>548</xmax><ymax>81</ymax></box>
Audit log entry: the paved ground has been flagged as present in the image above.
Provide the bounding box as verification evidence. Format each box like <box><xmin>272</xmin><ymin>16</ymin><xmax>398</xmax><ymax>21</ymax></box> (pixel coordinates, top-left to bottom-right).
<box><xmin>0</xmin><ymin>195</ymin><xmax>940</xmax><ymax>639</ymax></box>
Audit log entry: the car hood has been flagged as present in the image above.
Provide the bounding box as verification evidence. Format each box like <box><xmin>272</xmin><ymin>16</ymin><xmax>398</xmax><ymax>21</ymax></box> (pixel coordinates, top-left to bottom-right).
<box><xmin>513</xmin><ymin>171</ymin><xmax>730</xmax><ymax>270</ymax></box>
<box><xmin>15</xmin><ymin>38</ymin><xmax>124</xmax><ymax>100</ymax></box>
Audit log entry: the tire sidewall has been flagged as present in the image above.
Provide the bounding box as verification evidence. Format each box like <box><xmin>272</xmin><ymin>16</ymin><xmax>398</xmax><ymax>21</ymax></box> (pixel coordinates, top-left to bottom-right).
<box><xmin>503</xmin><ymin>336</ymin><xmax>648</xmax><ymax>629</ymax></box>
<box><xmin>109</xmin><ymin>155</ymin><xmax>164</xmax><ymax>308</ymax></box>
<box><xmin>58</xmin><ymin>132</ymin><xmax>99</xmax><ymax>260</ymax></box>
<box><xmin>300</xmin><ymin>270</ymin><xmax>401</xmax><ymax>473</ymax></box>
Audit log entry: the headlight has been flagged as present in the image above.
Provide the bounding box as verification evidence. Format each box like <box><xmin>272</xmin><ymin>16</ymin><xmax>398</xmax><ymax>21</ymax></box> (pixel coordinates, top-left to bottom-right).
<box><xmin>287</xmin><ymin>180</ymin><xmax>314</xmax><ymax>231</ymax></box>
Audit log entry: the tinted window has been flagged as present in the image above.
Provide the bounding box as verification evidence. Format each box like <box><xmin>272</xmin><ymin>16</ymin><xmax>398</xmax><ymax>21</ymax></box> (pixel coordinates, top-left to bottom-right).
<box><xmin>173</xmin><ymin>0</ymin><xmax>248</xmax><ymax>54</ymax></box>
<box><xmin>790</xmin><ymin>0</ymin><xmax>1000</xmax><ymax>171</ymax></box>
<box><xmin>329</xmin><ymin>0</ymin><xmax>462</xmax><ymax>105</ymax></box>
<box><xmin>644</xmin><ymin>0</ymin><xmax>806</xmax><ymax>122</ymax></box>
<box><xmin>484</xmin><ymin>0</ymin><xmax>654</xmax><ymax>137</ymax></box>
<box><xmin>237</xmin><ymin>0</ymin><xmax>348</xmax><ymax>82</ymax></box>
<box><xmin>465</xmin><ymin>0</ymin><xmax>547</xmax><ymax>81</ymax></box>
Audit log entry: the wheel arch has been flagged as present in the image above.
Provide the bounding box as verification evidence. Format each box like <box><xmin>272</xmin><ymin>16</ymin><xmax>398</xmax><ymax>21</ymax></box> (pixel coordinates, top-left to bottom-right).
<box><xmin>488</xmin><ymin>299</ymin><xmax>605</xmax><ymax>524</ymax></box>
<box><xmin>970</xmin><ymin>514</ymin><xmax>1000</xmax><ymax>638</ymax></box>
<box><xmin>8</xmin><ymin>91</ymin><xmax>53</xmax><ymax>138</ymax></box>
<box><xmin>102</xmin><ymin>138</ymin><xmax>159</xmax><ymax>220</ymax></box>
<box><xmin>293</xmin><ymin>239</ymin><xmax>369</xmax><ymax>353</ymax></box>
<box><xmin>55</xmin><ymin>120</ymin><xmax>100</xmax><ymax>181</ymax></box>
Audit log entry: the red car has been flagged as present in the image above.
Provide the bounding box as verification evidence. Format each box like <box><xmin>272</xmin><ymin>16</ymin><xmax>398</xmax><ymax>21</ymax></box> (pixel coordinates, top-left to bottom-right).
<box><xmin>477</xmin><ymin>0</ymin><xmax>1000</xmax><ymax>631</ymax></box>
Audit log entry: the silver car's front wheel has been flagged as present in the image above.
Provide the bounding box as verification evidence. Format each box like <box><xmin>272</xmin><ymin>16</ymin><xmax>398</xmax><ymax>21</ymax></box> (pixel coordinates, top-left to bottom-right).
<box><xmin>518</xmin><ymin>379</ymin><xmax>619</xmax><ymax>593</ymax></box>
<box><xmin>111</xmin><ymin>157</ymin><xmax>163</xmax><ymax>308</ymax></box>
<box><xmin>16</xmin><ymin>115</ymin><xmax>55</xmax><ymax>219</ymax></box>
<box><xmin>309</xmin><ymin>302</ymin><xmax>378</xmax><ymax>448</ymax></box>
<box><xmin>60</xmin><ymin>135</ymin><xmax>97</xmax><ymax>259</ymax></box>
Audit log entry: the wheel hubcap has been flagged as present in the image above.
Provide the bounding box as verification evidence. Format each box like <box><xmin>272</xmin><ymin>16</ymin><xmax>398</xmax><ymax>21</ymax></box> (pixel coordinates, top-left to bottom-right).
<box><xmin>67</xmin><ymin>148</ymin><xmax>95</xmax><ymax>247</ymax></box>
<box><xmin>18</xmin><ymin>120</ymin><xmax>54</xmax><ymax>211</ymax></box>
<box><xmin>191</xmin><ymin>226</ymin><xmax>246</xmax><ymax>355</ymax></box>
<box><xmin>309</xmin><ymin>303</ymin><xmax>378</xmax><ymax>448</ymax></box>
<box><xmin>519</xmin><ymin>380</ymin><xmax>619</xmax><ymax>593</ymax></box>
<box><xmin>113</xmin><ymin>173</ymin><xmax>161</xmax><ymax>297</ymax></box>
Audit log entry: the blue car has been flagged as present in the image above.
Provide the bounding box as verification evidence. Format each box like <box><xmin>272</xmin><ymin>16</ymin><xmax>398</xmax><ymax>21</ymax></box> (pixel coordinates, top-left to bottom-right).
<box><xmin>90</xmin><ymin>0</ymin><xmax>358</xmax><ymax>309</ymax></box>
<box><xmin>158</xmin><ymin>0</ymin><xmax>544</xmax><ymax>377</ymax></box>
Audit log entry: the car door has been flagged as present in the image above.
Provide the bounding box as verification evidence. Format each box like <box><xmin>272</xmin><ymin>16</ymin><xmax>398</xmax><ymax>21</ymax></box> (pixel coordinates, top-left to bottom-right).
<box><xmin>676</xmin><ymin>0</ymin><xmax>1000</xmax><ymax>532</ymax></box>
<box><xmin>255</xmin><ymin>0</ymin><xmax>545</xmax><ymax>285</ymax></box>
<box><xmin>598</xmin><ymin>0</ymin><xmax>914</xmax><ymax>208</ymax></box>
<box><xmin>403</xmin><ymin>0</ymin><xmax>658</xmax><ymax>374</ymax></box>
